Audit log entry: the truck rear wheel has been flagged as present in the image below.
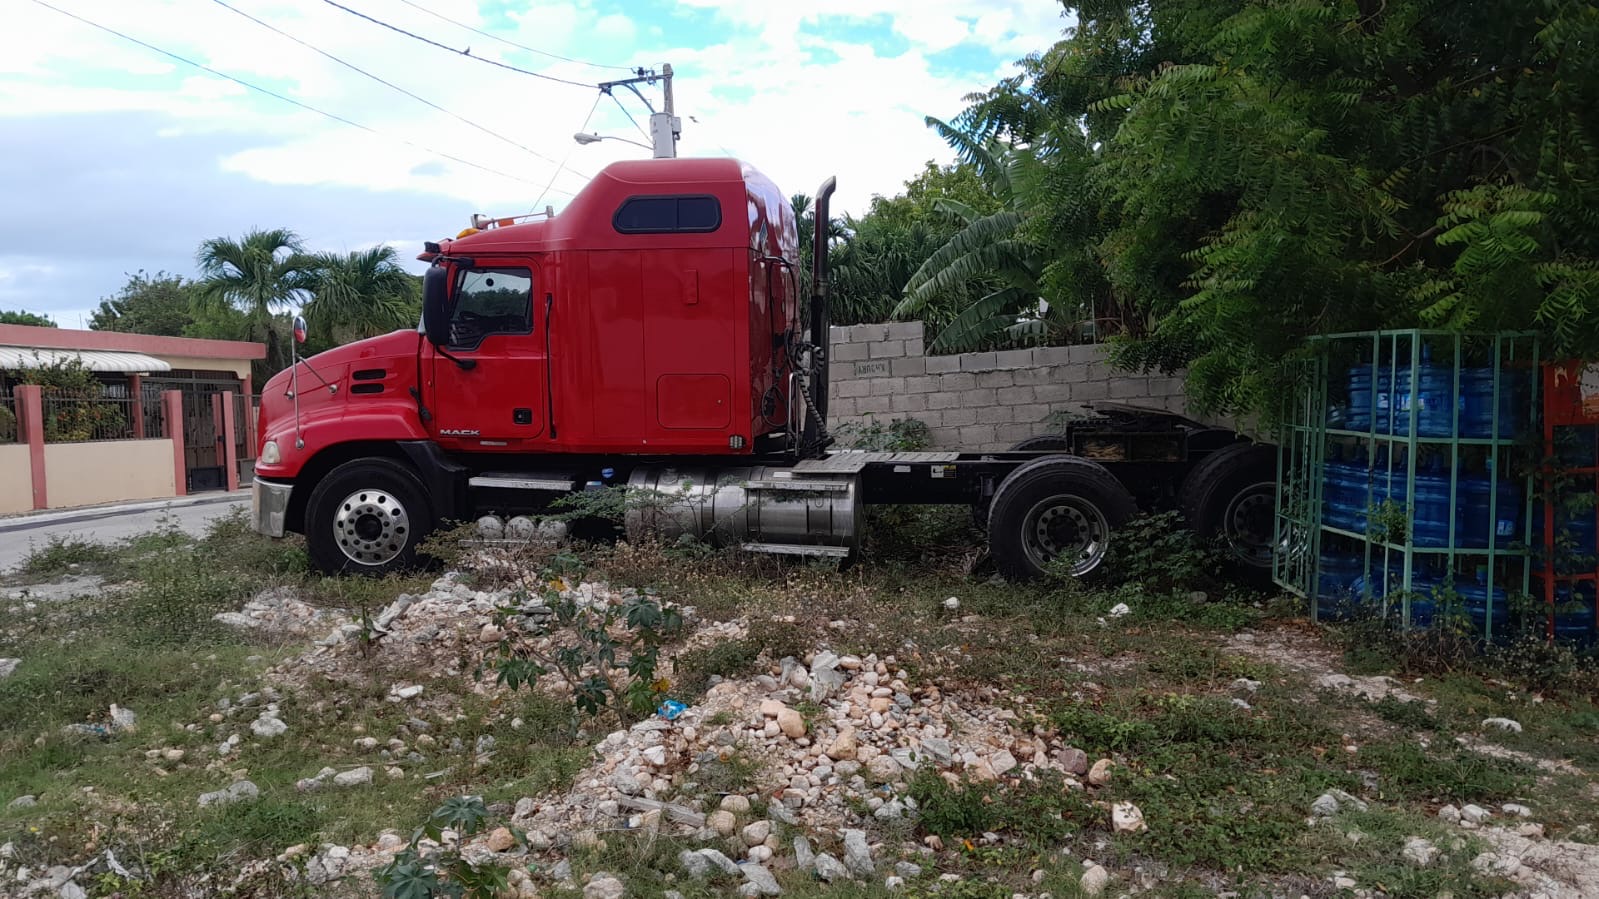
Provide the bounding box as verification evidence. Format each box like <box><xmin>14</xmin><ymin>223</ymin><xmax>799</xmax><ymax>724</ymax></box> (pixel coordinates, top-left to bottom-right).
<box><xmin>1178</xmin><ymin>442</ymin><xmax>1277</xmax><ymax>584</ymax></box>
<box><xmin>974</xmin><ymin>434</ymin><xmax>1075</xmax><ymax>528</ymax></box>
<box><xmin>987</xmin><ymin>456</ymin><xmax>1136</xmax><ymax>580</ymax></box>
<box><xmin>306</xmin><ymin>458</ymin><xmax>434</xmax><ymax>576</ymax></box>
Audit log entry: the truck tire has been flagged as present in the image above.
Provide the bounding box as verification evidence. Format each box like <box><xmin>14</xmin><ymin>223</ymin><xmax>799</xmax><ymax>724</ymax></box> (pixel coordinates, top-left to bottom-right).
<box><xmin>987</xmin><ymin>455</ymin><xmax>1136</xmax><ymax>581</ymax></box>
<box><xmin>305</xmin><ymin>458</ymin><xmax>434</xmax><ymax>576</ymax></box>
<box><xmin>1178</xmin><ymin>442</ymin><xmax>1277</xmax><ymax>585</ymax></box>
<box><xmin>973</xmin><ymin>434</ymin><xmax>1074</xmax><ymax>528</ymax></box>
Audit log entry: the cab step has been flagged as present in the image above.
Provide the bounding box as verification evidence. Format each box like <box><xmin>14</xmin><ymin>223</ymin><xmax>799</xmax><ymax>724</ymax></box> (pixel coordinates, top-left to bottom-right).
<box><xmin>469</xmin><ymin>473</ymin><xmax>577</xmax><ymax>492</ymax></box>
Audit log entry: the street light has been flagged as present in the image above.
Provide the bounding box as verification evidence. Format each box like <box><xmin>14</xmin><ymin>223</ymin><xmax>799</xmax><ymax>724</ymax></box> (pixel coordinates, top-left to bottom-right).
<box><xmin>573</xmin><ymin>131</ymin><xmax>652</xmax><ymax>151</ymax></box>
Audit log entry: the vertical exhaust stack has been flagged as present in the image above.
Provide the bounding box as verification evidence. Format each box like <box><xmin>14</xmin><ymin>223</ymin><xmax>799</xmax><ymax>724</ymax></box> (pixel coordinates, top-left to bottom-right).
<box><xmin>809</xmin><ymin>176</ymin><xmax>837</xmax><ymax>431</ymax></box>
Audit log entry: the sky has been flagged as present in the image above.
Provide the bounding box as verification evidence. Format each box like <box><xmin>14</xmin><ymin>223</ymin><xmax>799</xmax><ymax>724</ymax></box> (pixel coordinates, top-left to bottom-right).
<box><xmin>0</xmin><ymin>0</ymin><xmax>1072</xmax><ymax>328</ymax></box>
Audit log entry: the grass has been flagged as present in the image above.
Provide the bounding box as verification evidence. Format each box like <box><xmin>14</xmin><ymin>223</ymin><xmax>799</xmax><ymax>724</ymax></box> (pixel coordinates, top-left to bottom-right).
<box><xmin>2</xmin><ymin>505</ymin><xmax>1594</xmax><ymax>897</ymax></box>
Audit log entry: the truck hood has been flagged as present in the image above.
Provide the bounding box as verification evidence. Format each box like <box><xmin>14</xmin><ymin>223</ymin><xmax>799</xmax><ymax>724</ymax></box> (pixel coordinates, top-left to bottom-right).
<box><xmin>262</xmin><ymin>329</ymin><xmax>421</xmax><ymax>397</ymax></box>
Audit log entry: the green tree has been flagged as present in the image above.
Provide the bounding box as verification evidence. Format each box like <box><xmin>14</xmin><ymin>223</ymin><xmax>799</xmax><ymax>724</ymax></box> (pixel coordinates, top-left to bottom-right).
<box><xmin>0</xmin><ymin>310</ymin><xmax>56</xmax><ymax>327</ymax></box>
<box><xmin>300</xmin><ymin>246</ymin><xmax>419</xmax><ymax>348</ymax></box>
<box><xmin>89</xmin><ymin>271</ymin><xmax>203</xmax><ymax>335</ymax></box>
<box><xmin>196</xmin><ymin>228</ymin><xmax>313</xmax><ymax>377</ymax></box>
<box><xmin>941</xmin><ymin>0</ymin><xmax>1599</xmax><ymax>417</ymax></box>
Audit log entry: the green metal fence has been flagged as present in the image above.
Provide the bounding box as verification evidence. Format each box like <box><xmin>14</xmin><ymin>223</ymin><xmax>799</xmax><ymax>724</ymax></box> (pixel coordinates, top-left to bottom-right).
<box><xmin>1274</xmin><ymin>329</ymin><xmax>1540</xmax><ymax>641</ymax></box>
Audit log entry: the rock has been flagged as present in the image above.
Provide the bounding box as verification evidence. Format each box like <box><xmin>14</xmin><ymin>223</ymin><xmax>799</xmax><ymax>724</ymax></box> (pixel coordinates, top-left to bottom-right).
<box><xmin>1461</xmin><ymin>804</ymin><xmax>1491</xmax><ymax>825</ymax></box>
<box><xmin>109</xmin><ymin>704</ymin><xmax>137</xmax><ymax>732</ymax></box>
<box><xmin>814</xmin><ymin>853</ymin><xmax>849</xmax><ymax>883</ymax></box>
<box><xmin>1081</xmin><ymin>864</ymin><xmax>1110</xmax><ymax>896</ymax></box>
<box><xmin>884</xmin><ymin>874</ymin><xmax>905</xmax><ymax>890</ymax></box>
<box><xmin>1482</xmin><ymin>717</ymin><xmax>1522</xmax><ymax>733</ymax></box>
<box><xmin>1057</xmin><ymin>747</ymin><xmax>1088</xmax><ymax>774</ymax></box>
<box><xmin>479</xmin><ymin>624</ymin><xmax>504</xmax><ymax>644</ymax></box>
<box><xmin>794</xmin><ymin>836</ymin><xmax>815</xmax><ymax>872</ymax></box>
<box><xmin>1087</xmin><ymin>758</ymin><xmax>1113</xmax><ymax>786</ymax></box>
<box><xmin>1515</xmin><ymin>822</ymin><xmax>1545</xmax><ymax>838</ymax></box>
<box><xmin>251</xmin><ymin>714</ymin><xmax>287</xmax><ymax>738</ymax></box>
<box><xmin>697</xmin><ymin>848</ymin><xmax>741</xmax><ymax>875</ymax></box>
<box><xmin>1107</xmin><ymin>602</ymin><xmax>1131</xmax><ymax>618</ymax></box>
<box><xmin>942</xmin><ymin>597</ymin><xmax>960</xmax><ymax>612</ymax></box>
<box><xmin>386</xmin><ymin>766</ymin><xmax>404</xmax><ymax>779</ymax></box>
<box><xmin>1328</xmin><ymin>789</ymin><xmax>1368</xmax><ymax>812</ymax></box>
<box><xmin>680</xmin><ymin>850</ymin><xmax>713</xmax><ymax>878</ymax></box>
<box><xmin>989</xmin><ymin>750</ymin><xmax>1018</xmax><ymax>777</ymax></box>
<box><xmin>867</xmin><ymin>754</ymin><xmax>901</xmax><ymax>783</ymax></box>
<box><xmin>1112</xmin><ymin>801</ymin><xmax>1147</xmax><ymax>834</ymax></box>
<box><xmin>551</xmin><ymin>860</ymin><xmax>572</xmax><ymax>882</ymax></box>
<box><xmin>759</xmin><ymin>699</ymin><xmax>786</xmax><ymax>717</ymax></box>
<box><xmin>742</xmin><ymin>820</ymin><xmax>773</xmax><ymax>846</ymax></box>
<box><xmin>709</xmin><ymin>809</ymin><xmax>738</xmax><ymax>836</ymax></box>
<box><xmin>584</xmin><ymin>874</ymin><xmax>625</xmax><ymax>899</ymax></box>
<box><xmin>376</xmin><ymin>833</ymin><xmax>406</xmax><ymax>852</ymax></box>
<box><xmin>643</xmin><ymin>745</ymin><xmax>667</xmax><ymax>766</ymax></box>
<box><xmin>1311</xmin><ymin>793</ymin><xmax>1341</xmax><ymax>818</ymax></box>
<box><xmin>1402</xmin><ymin>837</ymin><xmax>1438</xmax><ymax>866</ymax></box>
<box><xmin>827</xmin><ymin>730</ymin><xmax>859</xmax><ymax>761</ymax></box>
<box><xmin>8</xmin><ymin>795</ymin><xmax>36</xmax><ymax>809</ymax></box>
<box><xmin>776</xmin><ymin>708</ymin><xmax>806</xmax><ymax>739</ymax></box>
<box><xmin>334</xmin><ymin>767</ymin><xmax>374</xmax><ymax>787</ymax></box>
<box><xmin>0</xmin><ymin>659</ymin><xmax>19</xmax><ymax>679</ymax></box>
<box><xmin>389</xmin><ymin>684</ymin><xmax>424</xmax><ymax>701</ymax></box>
<box><xmin>1231</xmin><ymin>677</ymin><xmax>1261</xmax><ymax>693</ymax></box>
<box><xmin>895</xmin><ymin>861</ymin><xmax>922</xmax><ymax>878</ymax></box>
<box><xmin>1438</xmin><ymin>805</ymin><xmax>1461</xmax><ymax>824</ymax></box>
<box><xmin>485</xmin><ymin>827</ymin><xmax>515</xmax><ymax>852</ymax></box>
<box><xmin>1501</xmin><ymin>803</ymin><xmax>1532</xmax><ymax>817</ymax></box>
<box><xmin>198</xmin><ymin>780</ymin><xmax>258</xmax><ymax>808</ymax></box>
<box><xmin>720</xmin><ymin>794</ymin><xmax>752</xmax><ymax>814</ymax></box>
<box><xmin>59</xmin><ymin>883</ymin><xmax>86</xmax><ymax>899</ymax></box>
<box><xmin>162</xmin><ymin>748</ymin><xmax>185</xmax><ymax>762</ymax></box>
<box><xmin>809</xmin><ymin>653</ymin><xmax>845</xmax><ymax>702</ymax></box>
<box><xmin>741</xmin><ymin>864</ymin><xmax>781</xmax><ymax>896</ymax></box>
<box><xmin>842</xmin><ymin>829</ymin><xmax>874</xmax><ymax>876</ymax></box>
<box><xmin>921</xmin><ymin>737</ymin><xmax>954</xmax><ymax>766</ymax></box>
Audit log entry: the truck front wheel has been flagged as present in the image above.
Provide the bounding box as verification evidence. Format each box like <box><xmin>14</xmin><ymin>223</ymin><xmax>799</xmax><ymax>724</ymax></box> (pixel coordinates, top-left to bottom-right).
<box><xmin>988</xmin><ymin>456</ymin><xmax>1136</xmax><ymax>580</ymax></box>
<box><xmin>305</xmin><ymin>458</ymin><xmax>434</xmax><ymax>576</ymax></box>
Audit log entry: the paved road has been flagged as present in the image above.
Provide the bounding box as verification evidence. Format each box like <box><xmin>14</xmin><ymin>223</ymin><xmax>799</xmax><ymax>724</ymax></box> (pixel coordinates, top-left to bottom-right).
<box><xmin>0</xmin><ymin>493</ymin><xmax>250</xmax><ymax>573</ymax></box>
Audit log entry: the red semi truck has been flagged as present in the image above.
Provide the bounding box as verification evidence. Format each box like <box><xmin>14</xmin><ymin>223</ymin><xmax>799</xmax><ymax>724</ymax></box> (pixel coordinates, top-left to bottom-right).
<box><xmin>251</xmin><ymin>158</ymin><xmax>1275</xmax><ymax>580</ymax></box>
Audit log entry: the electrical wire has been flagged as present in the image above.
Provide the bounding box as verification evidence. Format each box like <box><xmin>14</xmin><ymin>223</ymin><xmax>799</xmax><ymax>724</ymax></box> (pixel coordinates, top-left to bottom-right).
<box><xmin>28</xmin><ymin>0</ymin><xmax>547</xmax><ymax>189</ymax></box>
<box><xmin>530</xmin><ymin>93</ymin><xmax>601</xmax><ymax>213</ymax></box>
<box><xmin>391</xmin><ymin>0</ymin><xmax>635</xmax><ymax>72</ymax></box>
<box><xmin>210</xmin><ymin>0</ymin><xmax>589</xmax><ymax>182</ymax></box>
<box><xmin>320</xmin><ymin>0</ymin><xmax>598</xmax><ymax>89</ymax></box>
<box><xmin>608</xmin><ymin>91</ymin><xmax>651</xmax><ymax>140</ymax></box>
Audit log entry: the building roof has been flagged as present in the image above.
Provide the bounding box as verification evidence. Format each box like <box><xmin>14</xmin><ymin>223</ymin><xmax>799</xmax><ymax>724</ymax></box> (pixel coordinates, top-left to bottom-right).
<box><xmin>0</xmin><ymin>324</ymin><xmax>266</xmax><ymax>361</ymax></box>
<box><xmin>0</xmin><ymin>346</ymin><xmax>171</xmax><ymax>373</ymax></box>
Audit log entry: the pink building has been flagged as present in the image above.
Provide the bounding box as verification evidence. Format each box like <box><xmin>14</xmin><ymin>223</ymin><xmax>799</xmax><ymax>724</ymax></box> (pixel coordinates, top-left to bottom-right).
<box><xmin>0</xmin><ymin>324</ymin><xmax>266</xmax><ymax>513</ymax></box>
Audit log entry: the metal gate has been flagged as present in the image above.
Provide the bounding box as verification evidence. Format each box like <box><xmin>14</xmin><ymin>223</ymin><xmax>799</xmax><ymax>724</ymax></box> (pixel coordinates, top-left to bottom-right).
<box><xmin>144</xmin><ymin>372</ymin><xmax>243</xmax><ymax>492</ymax></box>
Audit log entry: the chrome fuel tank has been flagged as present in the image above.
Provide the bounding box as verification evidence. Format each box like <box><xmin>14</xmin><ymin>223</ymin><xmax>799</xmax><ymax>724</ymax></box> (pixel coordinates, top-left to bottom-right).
<box><xmin>623</xmin><ymin>466</ymin><xmax>860</xmax><ymax>558</ymax></box>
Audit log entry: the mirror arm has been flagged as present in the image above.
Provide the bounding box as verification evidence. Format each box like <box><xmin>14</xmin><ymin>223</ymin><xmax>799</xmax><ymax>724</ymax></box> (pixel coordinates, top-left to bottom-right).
<box><xmin>435</xmin><ymin>346</ymin><xmax>477</xmax><ymax>371</ymax></box>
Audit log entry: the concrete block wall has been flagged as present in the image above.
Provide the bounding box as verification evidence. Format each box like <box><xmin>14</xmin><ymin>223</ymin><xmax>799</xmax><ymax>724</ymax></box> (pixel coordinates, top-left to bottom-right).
<box><xmin>827</xmin><ymin>321</ymin><xmax>1191</xmax><ymax>451</ymax></box>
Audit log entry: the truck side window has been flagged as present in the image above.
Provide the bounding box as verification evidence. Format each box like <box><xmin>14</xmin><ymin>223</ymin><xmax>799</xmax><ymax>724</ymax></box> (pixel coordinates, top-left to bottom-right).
<box><xmin>613</xmin><ymin>195</ymin><xmax>721</xmax><ymax>234</ymax></box>
<box><xmin>450</xmin><ymin>267</ymin><xmax>533</xmax><ymax>349</ymax></box>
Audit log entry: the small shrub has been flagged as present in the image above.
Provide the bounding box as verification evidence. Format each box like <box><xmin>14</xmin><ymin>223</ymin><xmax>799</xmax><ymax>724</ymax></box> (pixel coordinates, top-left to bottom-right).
<box><xmin>835</xmin><ymin>416</ymin><xmax>932</xmax><ymax>451</ymax></box>
<box><xmin>20</xmin><ymin>536</ymin><xmax>115</xmax><ymax>577</ymax></box>
<box><xmin>1106</xmin><ymin>511</ymin><xmax>1216</xmax><ymax>593</ymax></box>
<box><xmin>1361</xmin><ymin>741</ymin><xmax>1526</xmax><ymax>803</ymax></box>
<box><xmin>375</xmin><ymin>796</ymin><xmax>507</xmax><ymax>899</ymax></box>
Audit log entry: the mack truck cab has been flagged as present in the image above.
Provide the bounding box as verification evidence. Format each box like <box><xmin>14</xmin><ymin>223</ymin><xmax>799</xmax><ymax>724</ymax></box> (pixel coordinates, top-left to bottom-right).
<box><xmin>252</xmin><ymin>158</ymin><xmax>1277</xmax><ymax>582</ymax></box>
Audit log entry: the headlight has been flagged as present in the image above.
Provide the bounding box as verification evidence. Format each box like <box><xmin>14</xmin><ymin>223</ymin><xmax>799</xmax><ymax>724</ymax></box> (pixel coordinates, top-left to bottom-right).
<box><xmin>260</xmin><ymin>440</ymin><xmax>281</xmax><ymax>465</ymax></box>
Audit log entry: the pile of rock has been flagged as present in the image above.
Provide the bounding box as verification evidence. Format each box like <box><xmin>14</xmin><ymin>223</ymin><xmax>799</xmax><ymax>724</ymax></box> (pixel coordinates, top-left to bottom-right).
<box><xmin>214</xmin><ymin>586</ymin><xmax>349</xmax><ymax>640</ymax></box>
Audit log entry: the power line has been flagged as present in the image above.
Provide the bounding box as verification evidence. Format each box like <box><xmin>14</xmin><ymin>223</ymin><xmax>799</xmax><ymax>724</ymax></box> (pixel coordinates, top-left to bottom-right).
<box><xmin>608</xmin><ymin>91</ymin><xmax>650</xmax><ymax>141</ymax></box>
<box><xmin>391</xmin><ymin>0</ymin><xmax>635</xmax><ymax>72</ymax></box>
<box><xmin>532</xmin><ymin>93</ymin><xmax>601</xmax><ymax>213</ymax></box>
<box><xmin>320</xmin><ymin>0</ymin><xmax>598</xmax><ymax>89</ymax></box>
<box><xmin>208</xmin><ymin>0</ymin><xmax>589</xmax><ymax>186</ymax></box>
<box><xmin>28</xmin><ymin>0</ymin><xmax>548</xmax><ymax>190</ymax></box>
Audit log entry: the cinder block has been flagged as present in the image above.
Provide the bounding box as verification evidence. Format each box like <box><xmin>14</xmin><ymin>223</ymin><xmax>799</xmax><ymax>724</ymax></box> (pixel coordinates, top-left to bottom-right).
<box><xmin>1011</xmin><ymin>367</ymin><xmax>1056</xmax><ymax>386</ymax></box>
<box><xmin>959</xmin><ymin>352</ymin><xmax>998</xmax><ymax>372</ymax></box>
<box><xmin>1032</xmin><ymin>346</ymin><xmax>1073</xmax><ymax>366</ymax></box>
<box><xmin>993</xmin><ymin>348</ymin><xmax>1033</xmax><ymax>370</ymax></box>
<box><xmin>891</xmin><ymin>357</ymin><xmax>926</xmax><ymax>377</ymax></box>
<box><xmin>996</xmin><ymin>423</ymin><xmax>1037</xmax><ymax>444</ymax></box>
<box><xmin>847</xmin><ymin>323</ymin><xmax>889</xmax><ymax>343</ymax></box>
<box><xmin>1002</xmin><ymin>385</ymin><xmax>1036</xmax><ymax>403</ymax></box>
<box><xmin>940</xmin><ymin>373</ymin><xmax>977</xmax><ymax>391</ymax></box>
<box><xmin>925</xmin><ymin>355</ymin><xmax>961</xmax><ymax>374</ymax></box>
<box><xmin>1109</xmin><ymin>378</ymin><xmax>1152</xmax><ymax>399</ymax></box>
<box><xmin>833</xmin><ymin>342</ymin><xmax>869</xmax><ymax>362</ymax></box>
<box><xmin>831</xmin><ymin>397</ymin><xmax>857</xmax><ymax>418</ymax></box>
<box><xmin>856</xmin><ymin>395</ymin><xmax>891</xmax><ymax>414</ymax></box>
<box><xmin>1069</xmin><ymin>344</ymin><xmax>1108</xmax><ymax>364</ymax></box>
<box><xmin>904</xmin><ymin>336</ymin><xmax>925</xmax><ymax>358</ymax></box>
<box><xmin>900</xmin><ymin>393</ymin><xmax>929</xmax><ymax>413</ymax></box>
<box><xmin>904</xmin><ymin>376</ymin><xmax>938</xmax><ymax>394</ymax></box>
<box><xmin>976</xmin><ymin>405</ymin><xmax>1014</xmax><ymax>425</ymax></box>
<box><xmin>836</xmin><ymin>379</ymin><xmax>870</xmax><ymax>398</ymax></box>
<box><xmin>885</xmin><ymin>321</ymin><xmax>925</xmax><ymax>341</ymax></box>
<box><xmin>916</xmin><ymin>409</ymin><xmax>942</xmax><ymax>428</ymax></box>
<box><xmin>829</xmin><ymin>326</ymin><xmax>850</xmax><ymax>343</ymax></box>
<box><xmin>1072</xmin><ymin>380</ymin><xmax>1110</xmax><ymax>401</ymax></box>
<box><xmin>870</xmin><ymin>377</ymin><xmax>906</xmax><ymax>396</ymax></box>
<box><xmin>942</xmin><ymin>408</ymin><xmax>978</xmax><ymax>427</ymax></box>
<box><xmin>927</xmin><ymin>392</ymin><xmax>960</xmax><ymax>410</ymax></box>
<box><xmin>1032</xmin><ymin>383</ymin><xmax>1073</xmax><ymax>403</ymax></box>
<box><xmin>1150</xmin><ymin>376</ymin><xmax>1188</xmax><ymax>398</ymax></box>
<box><xmin>868</xmin><ymin>340</ymin><xmax>906</xmax><ymax>359</ymax></box>
<box><xmin>959</xmin><ymin>425</ymin><xmax>998</xmax><ymax>447</ymax></box>
<box><xmin>964</xmin><ymin>387</ymin><xmax>999</xmax><ymax>407</ymax></box>
<box><xmin>1008</xmin><ymin>403</ymin><xmax>1052</xmax><ymax>424</ymax></box>
<box><xmin>975</xmin><ymin>370</ymin><xmax>1015</xmax><ymax>389</ymax></box>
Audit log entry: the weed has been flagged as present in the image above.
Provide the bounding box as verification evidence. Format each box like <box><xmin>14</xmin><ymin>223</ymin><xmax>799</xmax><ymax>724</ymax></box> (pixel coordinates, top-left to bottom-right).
<box><xmin>1107</xmin><ymin>511</ymin><xmax>1217</xmax><ymax>593</ymax></box>
<box><xmin>1361</xmin><ymin>741</ymin><xmax>1526</xmax><ymax>803</ymax></box>
<box><xmin>1370</xmin><ymin>695</ymin><xmax>1438</xmax><ymax>730</ymax></box>
<box><xmin>376</xmin><ymin>796</ymin><xmax>507</xmax><ymax>899</ymax></box>
<box><xmin>835</xmin><ymin>417</ymin><xmax>932</xmax><ymax>452</ymax></box>
<box><xmin>18</xmin><ymin>535</ymin><xmax>114</xmax><ymax>577</ymax></box>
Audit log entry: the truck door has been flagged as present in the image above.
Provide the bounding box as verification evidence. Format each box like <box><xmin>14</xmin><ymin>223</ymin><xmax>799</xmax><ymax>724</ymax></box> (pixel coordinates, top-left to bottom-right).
<box><xmin>426</xmin><ymin>260</ymin><xmax>546</xmax><ymax>444</ymax></box>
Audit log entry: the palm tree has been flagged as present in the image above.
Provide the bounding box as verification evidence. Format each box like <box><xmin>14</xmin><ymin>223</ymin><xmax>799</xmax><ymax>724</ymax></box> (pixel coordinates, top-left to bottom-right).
<box><xmin>300</xmin><ymin>246</ymin><xmax>419</xmax><ymax>346</ymax></box>
<box><xmin>196</xmin><ymin>228</ymin><xmax>313</xmax><ymax>373</ymax></box>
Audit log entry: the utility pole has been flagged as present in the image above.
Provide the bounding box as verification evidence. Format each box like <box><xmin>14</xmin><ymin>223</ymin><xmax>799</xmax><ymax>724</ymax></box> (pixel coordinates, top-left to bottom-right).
<box><xmin>597</xmin><ymin>65</ymin><xmax>680</xmax><ymax>158</ymax></box>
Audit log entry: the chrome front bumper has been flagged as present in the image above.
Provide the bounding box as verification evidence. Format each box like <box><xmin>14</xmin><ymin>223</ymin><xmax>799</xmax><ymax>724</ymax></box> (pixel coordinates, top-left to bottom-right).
<box><xmin>252</xmin><ymin>477</ymin><xmax>294</xmax><ymax>538</ymax></box>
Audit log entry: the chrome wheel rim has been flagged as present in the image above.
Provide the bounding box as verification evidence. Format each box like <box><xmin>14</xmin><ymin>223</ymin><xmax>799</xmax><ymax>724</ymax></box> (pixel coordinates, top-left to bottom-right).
<box><xmin>333</xmin><ymin>488</ymin><xmax>408</xmax><ymax>566</ymax></box>
<box><xmin>1022</xmin><ymin>493</ymin><xmax>1110</xmax><ymax>577</ymax></box>
<box><xmin>1223</xmin><ymin>483</ymin><xmax>1275</xmax><ymax>567</ymax></box>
